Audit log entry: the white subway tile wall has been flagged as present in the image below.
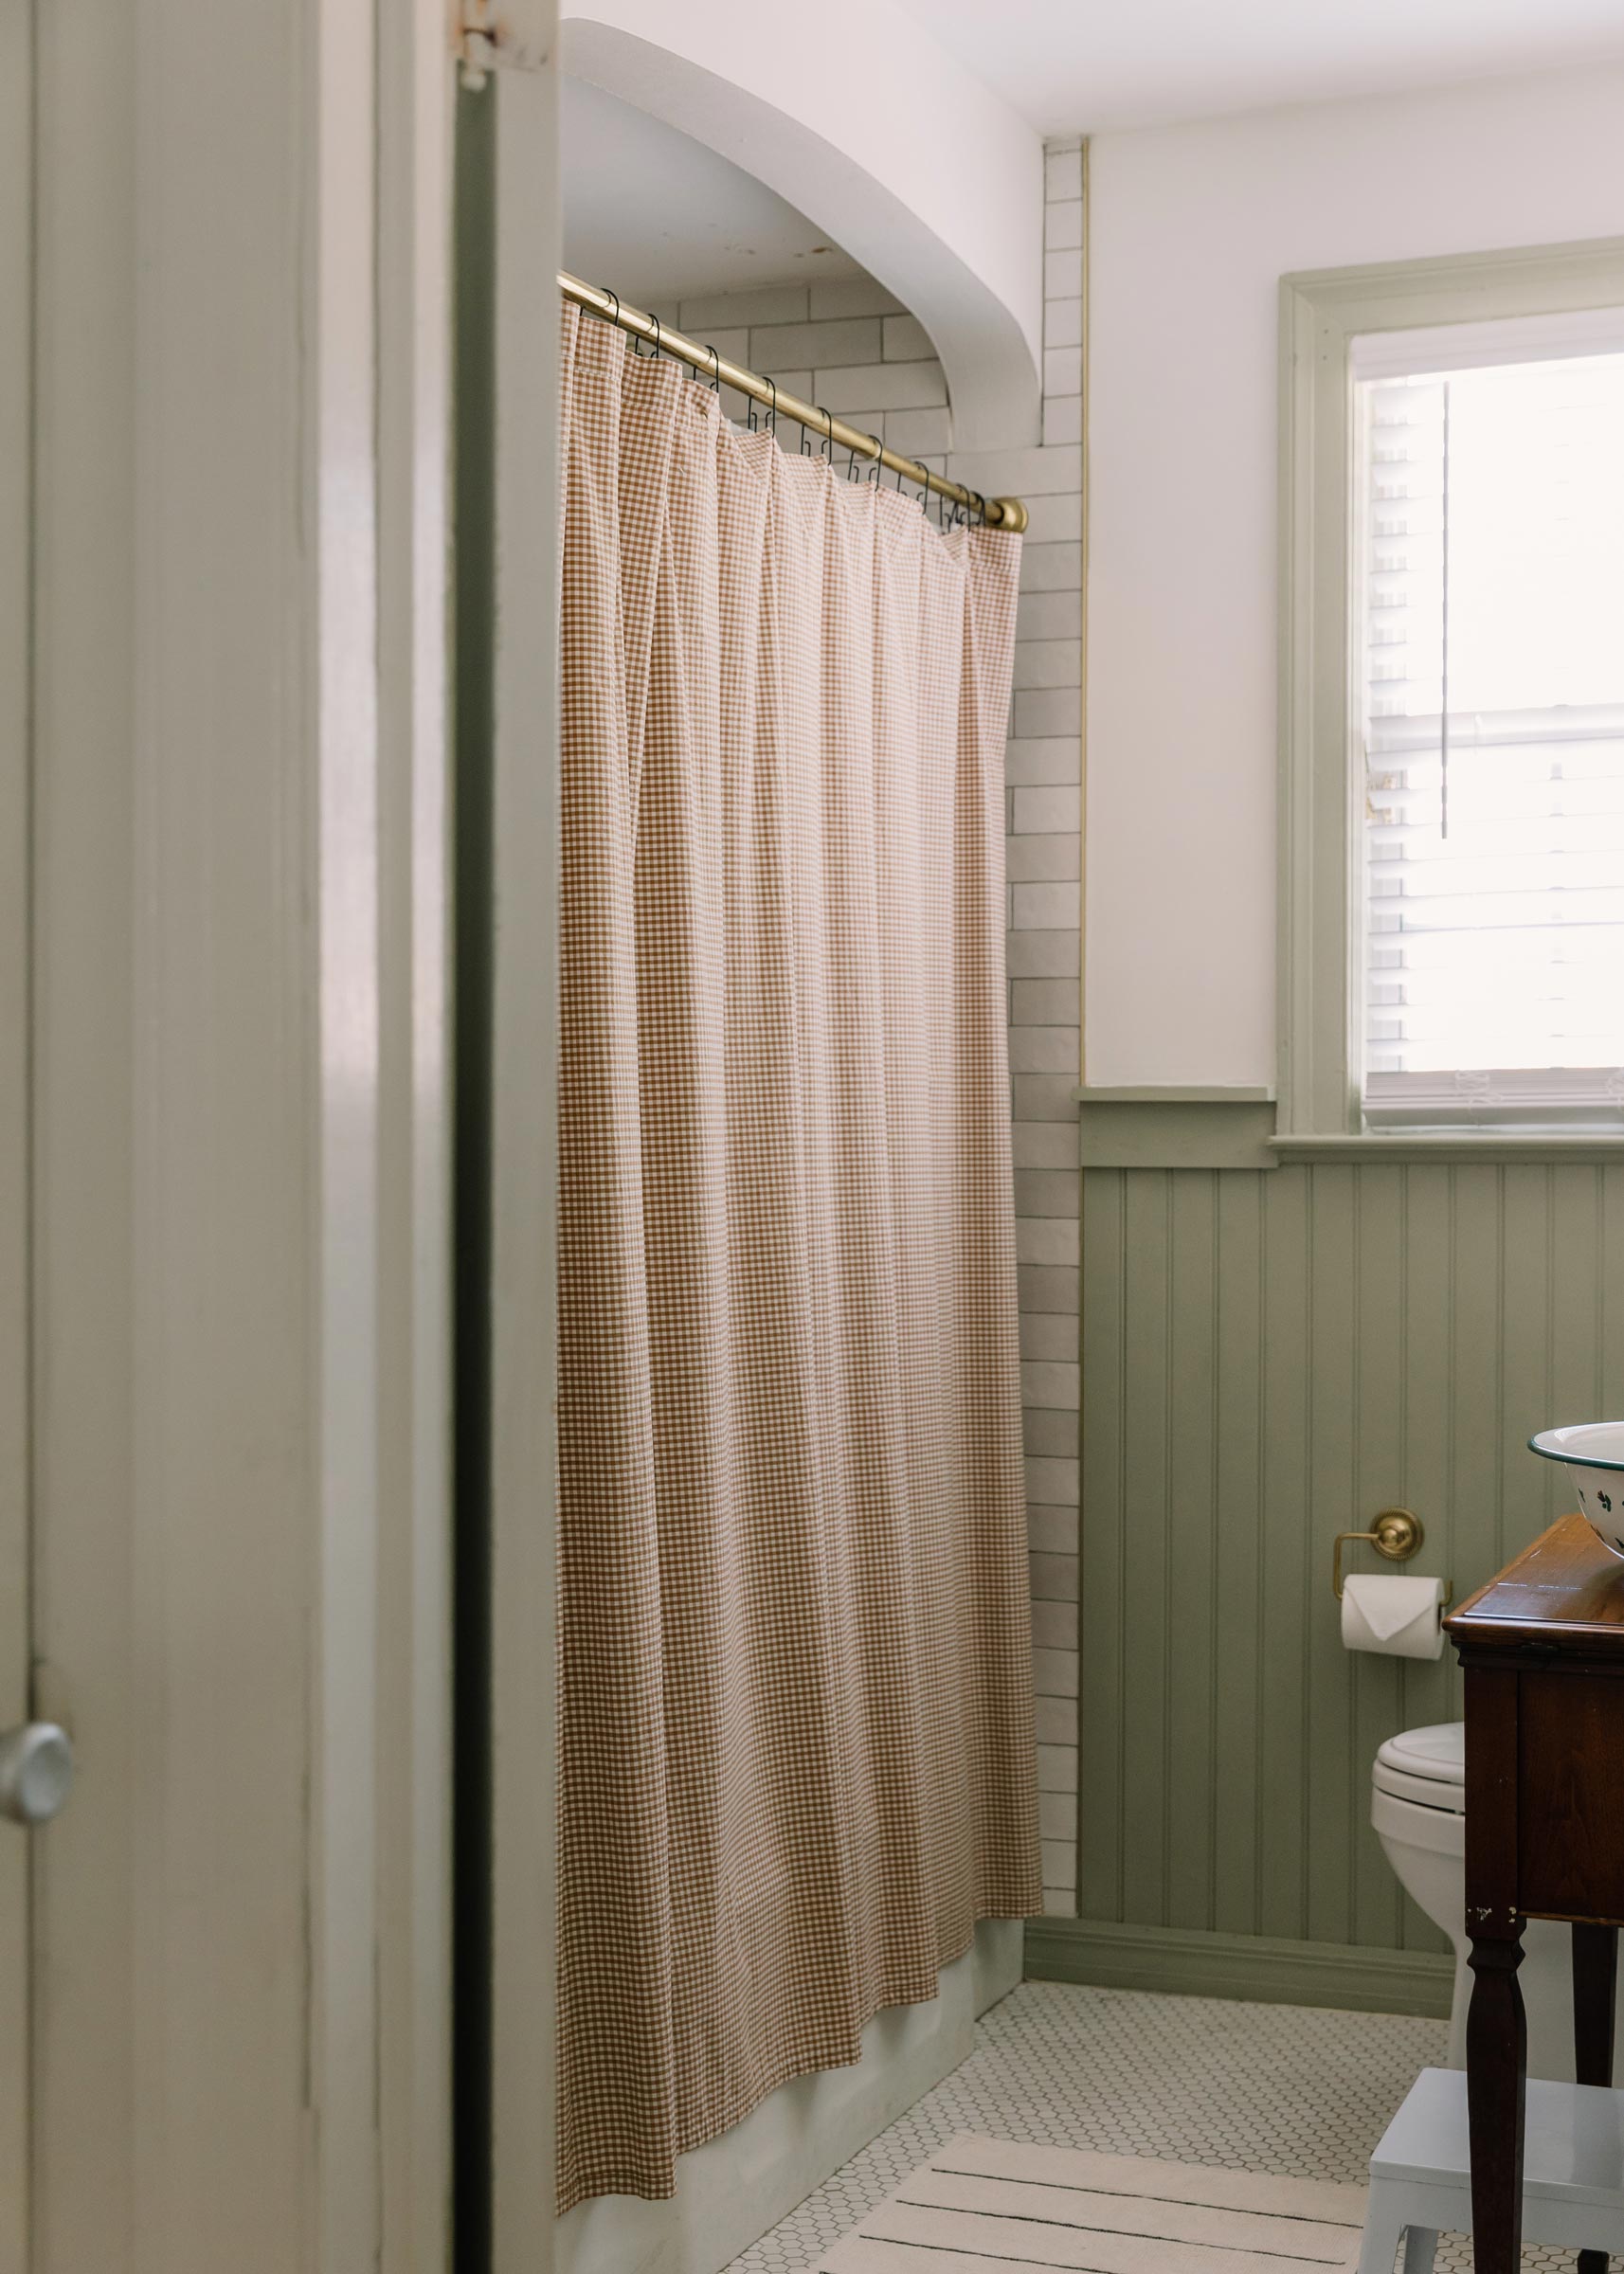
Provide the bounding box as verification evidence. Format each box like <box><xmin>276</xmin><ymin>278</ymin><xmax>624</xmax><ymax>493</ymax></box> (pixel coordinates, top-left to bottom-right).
<box><xmin>647</xmin><ymin>143</ymin><xmax>1084</xmax><ymax>1915</ymax></box>
<box><xmin>643</xmin><ymin>273</ymin><xmax>951</xmax><ymax>496</ymax></box>
<box><xmin>983</xmin><ymin>134</ymin><xmax>1082</xmax><ymax>1918</ymax></box>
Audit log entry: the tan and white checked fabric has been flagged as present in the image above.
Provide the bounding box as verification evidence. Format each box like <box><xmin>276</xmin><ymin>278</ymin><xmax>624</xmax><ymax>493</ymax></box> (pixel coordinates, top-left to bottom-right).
<box><xmin>557</xmin><ymin>302</ymin><xmax>1041</xmax><ymax>2211</ymax></box>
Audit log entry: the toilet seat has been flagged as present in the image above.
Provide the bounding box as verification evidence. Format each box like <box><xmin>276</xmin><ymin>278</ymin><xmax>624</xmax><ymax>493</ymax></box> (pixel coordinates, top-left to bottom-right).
<box><xmin>1372</xmin><ymin>1721</ymin><xmax>1465</xmax><ymax>1815</ymax></box>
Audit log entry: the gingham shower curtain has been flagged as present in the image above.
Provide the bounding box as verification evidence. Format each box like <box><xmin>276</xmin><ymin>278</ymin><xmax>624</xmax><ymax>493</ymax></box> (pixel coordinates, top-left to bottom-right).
<box><xmin>557</xmin><ymin>301</ymin><xmax>1041</xmax><ymax>2211</ymax></box>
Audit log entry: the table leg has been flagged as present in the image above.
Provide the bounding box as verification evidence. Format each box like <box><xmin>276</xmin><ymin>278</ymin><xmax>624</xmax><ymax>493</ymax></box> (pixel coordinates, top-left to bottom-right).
<box><xmin>1467</xmin><ymin>1925</ymin><xmax>1525</xmax><ymax>2274</ymax></box>
<box><xmin>1574</xmin><ymin>1922</ymin><xmax>1618</xmax><ymax>2085</ymax></box>
<box><xmin>1574</xmin><ymin>1923</ymin><xmax>1617</xmax><ymax>2274</ymax></box>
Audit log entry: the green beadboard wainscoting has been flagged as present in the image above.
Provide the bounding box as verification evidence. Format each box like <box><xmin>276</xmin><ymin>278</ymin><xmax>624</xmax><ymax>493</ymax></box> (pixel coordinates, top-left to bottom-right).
<box><xmin>1027</xmin><ymin>1095</ymin><xmax>1624</xmax><ymax>2013</ymax></box>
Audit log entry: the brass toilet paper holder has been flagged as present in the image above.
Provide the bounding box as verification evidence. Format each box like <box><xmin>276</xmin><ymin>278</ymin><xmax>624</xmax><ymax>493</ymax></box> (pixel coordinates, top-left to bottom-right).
<box><xmin>1331</xmin><ymin>1507</ymin><xmax>1452</xmax><ymax>1604</ymax></box>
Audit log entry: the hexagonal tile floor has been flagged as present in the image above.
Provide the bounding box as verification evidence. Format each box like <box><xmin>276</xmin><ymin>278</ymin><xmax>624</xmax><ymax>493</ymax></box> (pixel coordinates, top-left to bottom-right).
<box><xmin>725</xmin><ymin>1979</ymin><xmax>1568</xmax><ymax>2271</ymax></box>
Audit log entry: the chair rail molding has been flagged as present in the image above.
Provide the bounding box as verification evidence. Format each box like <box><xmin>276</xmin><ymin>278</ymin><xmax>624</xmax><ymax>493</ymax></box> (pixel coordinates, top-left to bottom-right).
<box><xmin>1075</xmin><ymin>1088</ymin><xmax>1278</xmax><ymax>1170</ymax></box>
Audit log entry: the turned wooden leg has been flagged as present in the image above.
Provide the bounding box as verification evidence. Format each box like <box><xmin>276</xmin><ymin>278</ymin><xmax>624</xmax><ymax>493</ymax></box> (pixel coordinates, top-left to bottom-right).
<box><xmin>1574</xmin><ymin>1923</ymin><xmax>1617</xmax><ymax>2274</ymax></box>
<box><xmin>1467</xmin><ymin>1927</ymin><xmax>1526</xmax><ymax>2274</ymax></box>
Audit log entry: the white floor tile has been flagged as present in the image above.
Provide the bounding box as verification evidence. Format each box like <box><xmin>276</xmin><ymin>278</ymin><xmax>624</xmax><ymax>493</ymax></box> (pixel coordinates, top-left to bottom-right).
<box><xmin>725</xmin><ymin>1979</ymin><xmax>1566</xmax><ymax>2272</ymax></box>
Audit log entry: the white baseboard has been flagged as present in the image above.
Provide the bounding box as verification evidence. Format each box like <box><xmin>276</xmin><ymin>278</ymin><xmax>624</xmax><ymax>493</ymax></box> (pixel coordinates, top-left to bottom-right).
<box><xmin>554</xmin><ymin>1918</ymin><xmax>1022</xmax><ymax>2274</ymax></box>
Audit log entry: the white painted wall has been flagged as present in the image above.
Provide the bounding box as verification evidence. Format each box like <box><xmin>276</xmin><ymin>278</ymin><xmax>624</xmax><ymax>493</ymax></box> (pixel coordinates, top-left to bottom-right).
<box><xmin>1084</xmin><ymin>63</ymin><xmax>1624</xmax><ymax>1087</ymax></box>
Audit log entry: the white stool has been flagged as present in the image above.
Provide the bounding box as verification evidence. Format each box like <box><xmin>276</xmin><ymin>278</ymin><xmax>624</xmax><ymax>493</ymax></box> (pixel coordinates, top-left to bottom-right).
<box><xmin>1359</xmin><ymin>2066</ymin><xmax>1624</xmax><ymax>2272</ymax></box>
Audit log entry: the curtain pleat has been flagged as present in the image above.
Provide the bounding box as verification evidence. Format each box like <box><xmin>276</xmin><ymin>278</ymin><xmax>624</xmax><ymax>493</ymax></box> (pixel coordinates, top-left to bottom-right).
<box><xmin>557</xmin><ymin>303</ymin><xmax>1040</xmax><ymax>2211</ymax></box>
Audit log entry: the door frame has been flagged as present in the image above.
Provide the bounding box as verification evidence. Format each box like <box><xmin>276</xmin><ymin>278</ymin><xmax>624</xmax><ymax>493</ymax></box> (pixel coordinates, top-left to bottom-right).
<box><xmin>489</xmin><ymin>45</ymin><xmax>562</xmax><ymax>2261</ymax></box>
<box><xmin>449</xmin><ymin>17</ymin><xmax>563</xmax><ymax>2269</ymax></box>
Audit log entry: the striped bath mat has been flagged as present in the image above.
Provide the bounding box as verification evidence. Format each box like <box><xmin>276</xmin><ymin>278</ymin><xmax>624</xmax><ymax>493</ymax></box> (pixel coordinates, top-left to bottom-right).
<box><xmin>815</xmin><ymin>2133</ymin><xmax>1369</xmax><ymax>2271</ymax></box>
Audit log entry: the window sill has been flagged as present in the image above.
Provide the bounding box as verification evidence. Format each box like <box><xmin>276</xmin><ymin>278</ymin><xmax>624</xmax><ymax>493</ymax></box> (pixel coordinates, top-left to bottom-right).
<box><xmin>1271</xmin><ymin>1131</ymin><xmax>1624</xmax><ymax>1164</ymax></box>
<box><xmin>1069</xmin><ymin>1093</ymin><xmax>1624</xmax><ymax>1169</ymax></box>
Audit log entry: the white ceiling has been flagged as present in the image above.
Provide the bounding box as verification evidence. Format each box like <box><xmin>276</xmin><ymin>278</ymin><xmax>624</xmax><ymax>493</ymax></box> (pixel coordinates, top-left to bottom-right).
<box><xmin>891</xmin><ymin>0</ymin><xmax>1624</xmax><ymax>134</ymax></box>
<box><xmin>562</xmin><ymin>76</ymin><xmax>864</xmax><ymax>304</ymax></box>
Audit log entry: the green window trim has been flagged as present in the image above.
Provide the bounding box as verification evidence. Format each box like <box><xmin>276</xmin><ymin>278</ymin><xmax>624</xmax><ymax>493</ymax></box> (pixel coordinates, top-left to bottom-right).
<box><xmin>1276</xmin><ymin>236</ymin><xmax>1624</xmax><ymax>1140</ymax></box>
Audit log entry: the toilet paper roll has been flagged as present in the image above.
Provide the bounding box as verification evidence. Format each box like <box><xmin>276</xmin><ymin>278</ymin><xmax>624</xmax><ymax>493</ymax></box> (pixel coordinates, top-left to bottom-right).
<box><xmin>1340</xmin><ymin>1574</ymin><xmax>1446</xmax><ymax>1661</ymax></box>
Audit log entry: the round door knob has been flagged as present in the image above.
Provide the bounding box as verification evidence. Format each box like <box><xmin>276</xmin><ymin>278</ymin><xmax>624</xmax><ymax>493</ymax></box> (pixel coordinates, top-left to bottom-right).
<box><xmin>0</xmin><ymin>1723</ymin><xmax>74</xmax><ymax>1825</ymax></box>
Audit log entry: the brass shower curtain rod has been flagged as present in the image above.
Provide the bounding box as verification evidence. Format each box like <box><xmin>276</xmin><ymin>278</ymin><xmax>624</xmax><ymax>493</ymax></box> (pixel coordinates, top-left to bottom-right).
<box><xmin>560</xmin><ymin>271</ymin><xmax>1029</xmax><ymax>533</ymax></box>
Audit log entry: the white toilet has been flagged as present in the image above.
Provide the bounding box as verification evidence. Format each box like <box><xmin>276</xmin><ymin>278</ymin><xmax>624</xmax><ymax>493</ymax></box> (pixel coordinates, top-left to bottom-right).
<box><xmin>1373</xmin><ymin>1720</ymin><xmax>1624</xmax><ymax>2080</ymax></box>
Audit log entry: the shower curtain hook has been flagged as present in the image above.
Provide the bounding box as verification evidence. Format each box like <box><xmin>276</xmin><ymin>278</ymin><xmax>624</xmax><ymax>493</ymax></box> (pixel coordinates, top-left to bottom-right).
<box><xmin>705</xmin><ymin>346</ymin><xmax>722</xmax><ymax>395</ymax></box>
<box><xmin>648</xmin><ymin>315</ymin><xmax>661</xmax><ymax>362</ymax></box>
<box><xmin>865</xmin><ymin>433</ymin><xmax>884</xmax><ymax>486</ymax></box>
<box><xmin>821</xmin><ymin>408</ymin><xmax>835</xmax><ymax>462</ymax></box>
<box><xmin>765</xmin><ymin>377</ymin><xmax>777</xmax><ymax>436</ymax></box>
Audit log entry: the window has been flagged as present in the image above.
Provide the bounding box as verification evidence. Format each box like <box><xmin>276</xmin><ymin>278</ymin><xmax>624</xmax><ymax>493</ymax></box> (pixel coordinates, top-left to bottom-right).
<box><xmin>1277</xmin><ymin>242</ymin><xmax>1624</xmax><ymax>1142</ymax></box>
<box><xmin>1353</xmin><ymin>314</ymin><xmax>1624</xmax><ymax>1126</ymax></box>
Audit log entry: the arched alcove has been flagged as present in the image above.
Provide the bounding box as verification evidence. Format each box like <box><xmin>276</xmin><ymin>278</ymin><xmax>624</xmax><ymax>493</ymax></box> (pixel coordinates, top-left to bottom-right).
<box><xmin>559</xmin><ymin>0</ymin><xmax>1043</xmax><ymax>448</ymax></box>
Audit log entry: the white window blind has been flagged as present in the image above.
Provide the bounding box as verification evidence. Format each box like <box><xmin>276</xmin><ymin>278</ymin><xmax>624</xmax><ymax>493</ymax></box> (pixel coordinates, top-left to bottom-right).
<box><xmin>1353</xmin><ymin>314</ymin><xmax>1624</xmax><ymax>1125</ymax></box>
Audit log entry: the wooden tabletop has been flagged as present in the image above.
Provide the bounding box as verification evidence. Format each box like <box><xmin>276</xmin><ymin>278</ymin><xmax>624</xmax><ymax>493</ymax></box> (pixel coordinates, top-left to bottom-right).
<box><xmin>1446</xmin><ymin>1512</ymin><xmax>1624</xmax><ymax>1656</ymax></box>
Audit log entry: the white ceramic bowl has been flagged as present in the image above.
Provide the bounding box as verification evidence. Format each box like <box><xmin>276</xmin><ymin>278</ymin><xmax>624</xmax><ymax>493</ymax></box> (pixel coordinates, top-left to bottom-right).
<box><xmin>1529</xmin><ymin>1422</ymin><xmax>1624</xmax><ymax>1559</ymax></box>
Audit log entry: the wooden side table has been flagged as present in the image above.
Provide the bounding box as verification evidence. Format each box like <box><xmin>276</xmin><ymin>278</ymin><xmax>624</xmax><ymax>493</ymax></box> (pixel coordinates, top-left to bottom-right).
<box><xmin>1446</xmin><ymin>1512</ymin><xmax>1624</xmax><ymax>2274</ymax></box>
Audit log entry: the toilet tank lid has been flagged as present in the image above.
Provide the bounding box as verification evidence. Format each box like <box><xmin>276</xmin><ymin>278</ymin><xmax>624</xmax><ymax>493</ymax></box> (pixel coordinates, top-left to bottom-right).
<box><xmin>1377</xmin><ymin>1722</ymin><xmax>1465</xmax><ymax>1785</ymax></box>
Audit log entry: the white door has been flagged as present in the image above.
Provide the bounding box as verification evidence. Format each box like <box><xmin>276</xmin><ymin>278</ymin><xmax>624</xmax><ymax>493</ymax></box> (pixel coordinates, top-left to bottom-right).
<box><xmin>0</xmin><ymin>1</ymin><xmax>35</xmax><ymax>2258</ymax></box>
<box><xmin>6</xmin><ymin>4</ymin><xmax>457</xmax><ymax>2269</ymax></box>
